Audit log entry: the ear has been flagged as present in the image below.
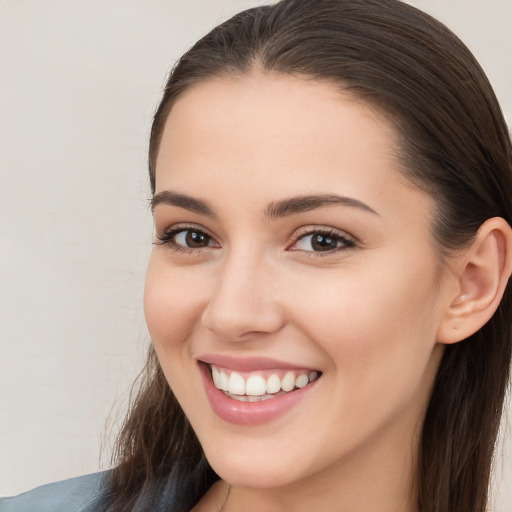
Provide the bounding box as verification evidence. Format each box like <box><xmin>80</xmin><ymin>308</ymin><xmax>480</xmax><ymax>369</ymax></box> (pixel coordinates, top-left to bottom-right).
<box><xmin>437</xmin><ymin>217</ymin><xmax>512</xmax><ymax>344</ymax></box>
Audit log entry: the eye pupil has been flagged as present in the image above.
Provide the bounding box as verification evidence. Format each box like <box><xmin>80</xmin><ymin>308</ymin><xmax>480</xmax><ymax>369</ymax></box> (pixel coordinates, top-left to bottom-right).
<box><xmin>312</xmin><ymin>234</ymin><xmax>338</xmax><ymax>251</ymax></box>
<box><xmin>185</xmin><ymin>231</ymin><xmax>210</xmax><ymax>247</ymax></box>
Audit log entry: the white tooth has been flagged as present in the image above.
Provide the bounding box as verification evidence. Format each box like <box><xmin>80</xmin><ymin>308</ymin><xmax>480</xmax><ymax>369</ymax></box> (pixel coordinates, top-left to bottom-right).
<box><xmin>211</xmin><ymin>366</ymin><xmax>221</xmax><ymax>388</ymax></box>
<box><xmin>281</xmin><ymin>372</ymin><xmax>295</xmax><ymax>392</ymax></box>
<box><xmin>295</xmin><ymin>373</ymin><xmax>309</xmax><ymax>388</ymax></box>
<box><xmin>309</xmin><ymin>371</ymin><xmax>318</xmax><ymax>382</ymax></box>
<box><xmin>228</xmin><ymin>393</ymin><xmax>247</xmax><ymax>401</ymax></box>
<box><xmin>247</xmin><ymin>395</ymin><xmax>260</xmax><ymax>402</ymax></box>
<box><xmin>266</xmin><ymin>374</ymin><xmax>281</xmax><ymax>394</ymax></box>
<box><xmin>246</xmin><ymin>375</ymin><xmax>267</xmax><ymax>396</ymax></box>
<box><xmin>228</xmin><ymin>372</ymin><xmax>245</xmax><ymax>395</ymax></box>
<box><xmin>260</xmin><ymin>394</ymin><xmax>275</xmax><ymax>401</ymax></box>
<box><xmin>219</xmin><ymin>371</ymin><xmax>229</xmax><ymax>391</ymax></box>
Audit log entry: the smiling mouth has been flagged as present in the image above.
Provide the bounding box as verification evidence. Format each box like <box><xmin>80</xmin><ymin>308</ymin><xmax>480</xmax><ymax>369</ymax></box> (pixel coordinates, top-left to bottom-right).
<box><xmin>208</xmin><ymin>364</ymin><xmax>322</xmax><ymax>402</ymax></box>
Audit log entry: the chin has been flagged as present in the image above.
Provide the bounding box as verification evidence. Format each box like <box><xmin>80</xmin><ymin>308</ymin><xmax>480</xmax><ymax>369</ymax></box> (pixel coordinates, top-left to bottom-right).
<box><xmin>209</xmin><ymin>457</ymin><xmax>302</xmax><ymax>489</ymax></box>
<box><xmin>198</xmin><ymin>433</ymin><xmax>321</xmax><ymax>490</ymax></box>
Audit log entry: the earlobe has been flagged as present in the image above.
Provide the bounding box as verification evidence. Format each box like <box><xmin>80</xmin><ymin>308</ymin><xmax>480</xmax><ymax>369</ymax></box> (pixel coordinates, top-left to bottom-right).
<box><xmin>437</xmin><ymin>217</ymin><xmax>512</xmax><ymax>345</ymax></box>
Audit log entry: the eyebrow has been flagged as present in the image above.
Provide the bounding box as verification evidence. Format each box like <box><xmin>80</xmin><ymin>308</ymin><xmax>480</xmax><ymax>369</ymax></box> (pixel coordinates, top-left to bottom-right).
<box><xmin>264</xmin><ymin>194</ymin><xmax>378</xmax><ymax>218</ymax></box>
<box><xmin>150</xmin><ymin>191</ymin><xmax>216</xmax><ymax>216</ymax></box>
<box><xmin>150</xmin><ymin>191</ymin><xmax>378</xmax><ymax>218</ymax></box>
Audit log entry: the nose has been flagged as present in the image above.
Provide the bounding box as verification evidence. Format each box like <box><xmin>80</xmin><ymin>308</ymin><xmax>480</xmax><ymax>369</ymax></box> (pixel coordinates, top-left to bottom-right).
<box><xmin>201</xmin><ymin>251</ymin><xmax>285</xmax><ymax>341</ymax></box>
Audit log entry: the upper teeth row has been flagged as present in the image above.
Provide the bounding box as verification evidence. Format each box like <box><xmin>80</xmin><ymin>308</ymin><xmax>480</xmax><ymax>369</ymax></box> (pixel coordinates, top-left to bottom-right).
<box><xmin>211</xmin><ymin>366</ymin><xmax>319</xmax><ymax>396</ymax></box>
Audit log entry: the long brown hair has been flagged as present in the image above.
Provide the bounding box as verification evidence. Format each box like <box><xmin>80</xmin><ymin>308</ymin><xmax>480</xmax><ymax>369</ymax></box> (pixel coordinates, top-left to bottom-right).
<box><xmin>106</xmin><ymin>1</ymin><xmax>512</xmax><ymax>510</ymax></box>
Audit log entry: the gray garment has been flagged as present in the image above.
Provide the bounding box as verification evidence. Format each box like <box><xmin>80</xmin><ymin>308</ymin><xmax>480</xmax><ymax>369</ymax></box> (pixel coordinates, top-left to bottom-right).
<box><xmin>0</xmin><ymin>471</ymin><xmax>189</xmax><ymax>512</ymax></box>
<box><xmin>0</xmin><ymin>472</ymin><xmax>108</xmax><ymax>512</ymax></box>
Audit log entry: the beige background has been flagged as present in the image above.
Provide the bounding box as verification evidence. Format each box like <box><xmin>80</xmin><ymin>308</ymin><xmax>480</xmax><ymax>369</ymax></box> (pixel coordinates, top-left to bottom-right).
<box><xmin>1</xmin><ymin>0</ymin><xmax>511</xmax><ymax>508</ymax></box>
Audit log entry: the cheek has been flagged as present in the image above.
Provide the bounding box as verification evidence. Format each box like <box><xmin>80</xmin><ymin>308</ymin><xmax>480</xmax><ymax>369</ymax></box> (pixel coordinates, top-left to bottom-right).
<box><xmin>290</xmin><ymin>275</ymin><xmax>442</xmax><ymax>451</ymax></box>
<box><xmin>143</xmin><ymin>256</ymin><xmax>206</xmax><ymax>348</ymax></box>
<box><xmin>143</xmin><ymin>258</ymin><xmax>209</xmax><ymax>407</ymax></box>
<box><xmin>288</xmin><ymin>260</ymin><xmax>441</xmax><ymax>391</ymax></box>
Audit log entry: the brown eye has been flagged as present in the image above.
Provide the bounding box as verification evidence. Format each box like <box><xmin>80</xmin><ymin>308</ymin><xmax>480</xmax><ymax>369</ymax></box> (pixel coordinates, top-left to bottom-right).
<box><xmin>173</xmin><ymin>229</ymin><xmax>212</xmax><ymax>249</ymax></box>
<box><xmin>310</xmin><ymin>234</ymin><xmax>340</xmax><ymax>251</ymax></box>
<box><xmin>293</xmin><ymin>230</ymin><xmax>355</xmax><ymax>253</ymax></box>
<box><xmin>183</xmin><ymin>230</ymin><xmax>211</xmax><ymax>248</ymax></box>
<box><xmin>155</xmin><ymin>227</ymin><xmax>218</xmax><ymax>250</ymax></box>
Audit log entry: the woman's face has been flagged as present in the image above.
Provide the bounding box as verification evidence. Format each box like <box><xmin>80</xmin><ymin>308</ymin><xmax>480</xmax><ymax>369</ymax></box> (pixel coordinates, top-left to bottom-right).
<box><xmin>145</xmin><ymin>73</ymin><xmax>454</xmax><ymax>490</ymax></box>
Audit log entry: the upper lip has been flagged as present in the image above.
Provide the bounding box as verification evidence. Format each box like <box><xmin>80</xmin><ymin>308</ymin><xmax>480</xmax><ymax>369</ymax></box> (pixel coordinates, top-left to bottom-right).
<box><xmin>198</xmin><ymin>354</ymin><xmax>317</xmax><ymax>372</ymax></box>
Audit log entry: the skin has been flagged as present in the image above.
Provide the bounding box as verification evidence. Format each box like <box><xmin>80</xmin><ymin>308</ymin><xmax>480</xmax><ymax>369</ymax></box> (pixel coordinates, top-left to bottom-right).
<box><xmin>144</xmin><ymin>72</ymin><xmax>461</xmax><ymax>512</ymax></box>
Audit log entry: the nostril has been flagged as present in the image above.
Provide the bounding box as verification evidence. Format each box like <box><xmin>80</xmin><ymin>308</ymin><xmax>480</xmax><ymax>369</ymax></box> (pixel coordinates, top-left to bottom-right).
<box><xmin>200</xmin><ymin>267</ymin><xmax>286</xmax><ymax>340</ymax></box>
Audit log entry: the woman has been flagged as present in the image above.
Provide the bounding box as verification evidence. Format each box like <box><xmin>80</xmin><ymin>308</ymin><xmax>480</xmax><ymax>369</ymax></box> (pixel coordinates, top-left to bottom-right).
<box><xmin>1</xmin><ymin>0</ymin><xmax>511</xmax><ymax>511</ymax></box>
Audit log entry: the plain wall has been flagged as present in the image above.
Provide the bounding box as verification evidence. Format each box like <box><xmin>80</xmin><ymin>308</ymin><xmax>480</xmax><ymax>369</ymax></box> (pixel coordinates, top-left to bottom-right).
<box><xmin>1</xmin><ymin>0</ymin><xmax>511</xmax><ymax>508</ymax></box>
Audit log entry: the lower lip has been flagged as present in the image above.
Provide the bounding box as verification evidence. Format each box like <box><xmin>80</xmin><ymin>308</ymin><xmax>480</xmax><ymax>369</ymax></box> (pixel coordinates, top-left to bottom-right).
<box><xmin>199</xmin><ymin>363</ymin><xmax>319</xmax><ymax>425</ymax></box>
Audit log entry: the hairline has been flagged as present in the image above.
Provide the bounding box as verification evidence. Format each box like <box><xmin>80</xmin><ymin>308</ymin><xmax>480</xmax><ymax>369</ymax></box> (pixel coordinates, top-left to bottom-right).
<box><xmin>149</xmin><ymin>65</ymin><xmax>456</xmax><ymax>271</ymax></box>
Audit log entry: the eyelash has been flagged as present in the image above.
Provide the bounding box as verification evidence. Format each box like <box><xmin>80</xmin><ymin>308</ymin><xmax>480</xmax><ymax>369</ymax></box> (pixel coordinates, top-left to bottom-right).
<box><xmin>154</xmin><ymin>224</ymin><xmax>217</xmax><ymax>254</ymax></box>
<box><xmin>289</xmin><ymin>228</ymin><xmax>356</xmax><ymax>255</ymax></box>
<box><xmin>154</xmin><ymin>224</ymin><xmax>356</xmax><ymax>256</ymax></box>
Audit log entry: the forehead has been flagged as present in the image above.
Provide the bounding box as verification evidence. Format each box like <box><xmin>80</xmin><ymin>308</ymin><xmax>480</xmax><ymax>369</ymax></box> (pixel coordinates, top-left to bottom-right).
<box><xmin>159</xmin><ymin>72</ymin><xmax>396</xmax><ymax>151</ymax></box>
<box><xmin>154</xmin><ymin>72</ymin><xmax>429</xmax><ymax>223</ymax></box>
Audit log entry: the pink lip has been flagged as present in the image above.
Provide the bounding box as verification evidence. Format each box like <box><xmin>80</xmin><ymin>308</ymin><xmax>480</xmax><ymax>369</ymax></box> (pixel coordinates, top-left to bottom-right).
<box><xmin>198</xmin><ymin>361</ymin><xmax>320</xmax><ymax>426</ymax></box>
<box><xmin>198</xmin><ymin>354</ymin><xmax>316</xmax><ymax>372</ymax></box>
